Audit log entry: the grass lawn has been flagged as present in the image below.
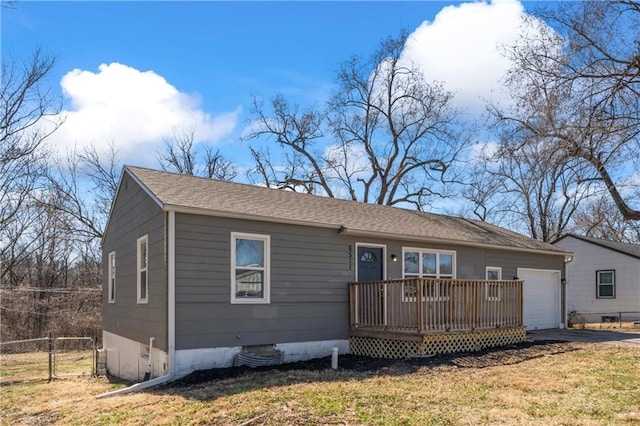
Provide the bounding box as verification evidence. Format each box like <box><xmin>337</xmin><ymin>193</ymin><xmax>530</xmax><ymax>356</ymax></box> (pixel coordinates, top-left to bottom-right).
<box><xmin>1</xmin><ymin>342</ymin><xmax>639</xmax><ymax>425</ymax></box>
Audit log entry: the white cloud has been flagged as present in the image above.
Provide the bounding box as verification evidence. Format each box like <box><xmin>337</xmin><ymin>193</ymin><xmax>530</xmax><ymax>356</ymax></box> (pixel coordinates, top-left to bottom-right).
<box><xmin>402</xmin><ymin>0</ymin><xmax>546</xmax><ymax>116</ymax></box>
<box><xmin>468</xmin><ymin>140</ymin><xmax>500</xmax><ymax>165</ymax></box>
<box><xmin>47</xmin><ymin>63</ymin><xmax>240</xmax><ymax>165</ymax></box>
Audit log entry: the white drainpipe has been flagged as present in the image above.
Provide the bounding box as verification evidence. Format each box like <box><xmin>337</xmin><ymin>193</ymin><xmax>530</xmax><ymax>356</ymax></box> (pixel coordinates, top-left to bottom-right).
<box><xmin>97</xmin><ymin>211</ymin><xmax>177</xmax><ymax>398</ymax></box>
<box><xmin>145</xmin><ymin>336</ymin><xmax>155</xmax><ymax>379</ymax></box>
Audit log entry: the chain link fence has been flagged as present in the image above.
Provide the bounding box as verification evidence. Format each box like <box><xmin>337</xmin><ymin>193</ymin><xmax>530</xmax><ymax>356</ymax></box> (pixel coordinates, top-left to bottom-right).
<box><xmin>0</xmin><ymin>334</ymin><xmax>97</xmax><ymax>384</ymax></box>
<box><xmin>568</xmin><ymin>311</ymin><xmax>640</xmax><ymax>329</ymax></box>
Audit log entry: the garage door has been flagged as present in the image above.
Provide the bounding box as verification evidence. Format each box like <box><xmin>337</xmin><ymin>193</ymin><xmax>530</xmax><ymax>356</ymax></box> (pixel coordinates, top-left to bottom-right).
<box><xmin>518</xmin><ymin>268</ymin><xmax>561</xmax><ymax>330</ymax></box>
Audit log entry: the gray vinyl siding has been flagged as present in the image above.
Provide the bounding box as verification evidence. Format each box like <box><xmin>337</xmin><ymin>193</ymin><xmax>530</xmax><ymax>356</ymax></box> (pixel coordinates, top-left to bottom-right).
<box><xmin>102</xmin><ymin>173</ymin><xmax>168</xmax><ymax>351</ymax></box>
<box><xmin>174</xmin><ymin>213</ymin><xmax>353</xmax><ymax>350</ymax></box>
<box><xmin>174</xmin><ymin>214</ymin><xmax>565</xmax><ymax>350</ymax></box>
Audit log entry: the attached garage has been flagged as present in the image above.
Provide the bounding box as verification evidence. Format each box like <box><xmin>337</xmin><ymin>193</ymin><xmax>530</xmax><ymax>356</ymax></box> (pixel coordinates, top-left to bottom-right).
<box><xmin>518</xmin><ymin>268</ymin><xmax>561</xmax><ymax>330</ymax></box>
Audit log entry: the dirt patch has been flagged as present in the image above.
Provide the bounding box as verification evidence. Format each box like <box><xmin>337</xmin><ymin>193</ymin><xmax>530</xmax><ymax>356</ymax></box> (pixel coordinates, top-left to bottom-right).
<box><xmin>166</xmin><ymin>339</ymin><xmax>578</xmax><ymax>388</ymax></box>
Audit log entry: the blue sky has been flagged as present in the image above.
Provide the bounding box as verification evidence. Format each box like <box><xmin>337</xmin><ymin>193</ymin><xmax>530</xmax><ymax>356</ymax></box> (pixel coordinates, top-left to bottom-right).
<box><xmin>3</xmin><ymin>0</ymin><xmax>545</xmax><ymax>170</ymax></box>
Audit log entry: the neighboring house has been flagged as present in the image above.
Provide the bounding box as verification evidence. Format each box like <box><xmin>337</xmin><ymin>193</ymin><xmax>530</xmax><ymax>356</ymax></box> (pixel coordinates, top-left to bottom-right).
<box><xmin>553</xmin><ymin>234</ymin><xmax>640</xmax><ymax>324</ymax></box>
<box><xmin>102</xmin><ymin>166</ymin><xmax>570</xmax><ymax>381</ymax></box>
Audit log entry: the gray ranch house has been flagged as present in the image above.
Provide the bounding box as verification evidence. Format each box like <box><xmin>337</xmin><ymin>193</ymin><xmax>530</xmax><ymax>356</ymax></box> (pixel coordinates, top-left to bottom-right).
<box><xmin>553</xmin><ymin>234</ymin><xmax>640</xmax><ymax>324</ymax></box>
<box><xmin>102</xmin><ymin>166</ymin><xmax>570</xmax><ymax>381</ymax></box>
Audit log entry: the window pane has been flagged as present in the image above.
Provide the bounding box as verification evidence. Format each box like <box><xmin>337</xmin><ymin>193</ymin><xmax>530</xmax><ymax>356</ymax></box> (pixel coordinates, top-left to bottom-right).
<box><xmin>599</xmin><ymin>284</ymin><xmax>614</xmax><ymax>297</ymax></box>
<box><xmin>404</xmin><ymin>252</ymin><xmax>419</xmax><ymax>274</ymax></box>
<box><xmin>236</xmin><ymin>239</ymin><xmax>264</xmax><ymax>267</ymax></box>
<box><xmin>439</xmin><ymin>254</ymin><xmax>452</xmax><ymax>275</ymax></box>
<box><xmin>140</xmin><ymin>271</ymin><xmax>147</xmax><ymax>299</ymax></box>
<box><xmin>236</xmin><ymin>270</ymin><xmax>264</xmax><ymax>298</ymax></box>
<box><xmin>422</xmin><ymin>253</ymin><xmax>436</xmax><ymax>274</ymax></box>
<box><xmin>360</xmin><ymin>250</ymin><xmax>377</xmax><ymax>263</ymax></box>
<box><xmin>140</xmin><ymin>241</ymin><xmax>147</xmax><ymax>269</ymax></box>
<box><xmin>599</xmin><ymin>271</ymin><xmax>613</xmax><ymax>284</ymax></box>
<box><xmin>487</xmin><ymin>269</ymin><xmax>500</xmax><ymax>280</ymax></box>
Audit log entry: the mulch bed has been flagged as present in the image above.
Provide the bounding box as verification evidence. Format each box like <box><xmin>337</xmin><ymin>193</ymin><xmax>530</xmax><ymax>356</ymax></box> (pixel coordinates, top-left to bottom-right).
<box><xmin>165</xmin><ymin>339</ymin><xmax>577</xmax><ymax>388</ymax></box>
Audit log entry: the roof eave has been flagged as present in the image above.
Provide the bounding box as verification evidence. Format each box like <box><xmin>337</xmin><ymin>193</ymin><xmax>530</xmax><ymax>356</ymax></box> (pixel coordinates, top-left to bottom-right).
<box><xmin>554</xmin><ymin>234</ymin><xmax>640</xmax><ymax>260</ymax></box>
<box><xmin>165</xmin><ymin>204</ymin><xmax>571</xmax><ymax>256</ymax></box>
<box><xmin>101</xmin><ymin>166</ymin><xmax>165</xmax><ymax>248</ymax></box>
<box><xmin>164</xmin><ymin>204</ymin><xmax>342</xmax><ymax>231</ymax></box>
<box><xmin>340</xmin><ymin>228</ymin><xmax>572</xmax><ymax>257</ymax></box>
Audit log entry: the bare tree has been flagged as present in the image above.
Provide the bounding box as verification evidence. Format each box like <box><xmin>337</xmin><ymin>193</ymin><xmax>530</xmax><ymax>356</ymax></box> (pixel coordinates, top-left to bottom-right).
<box><xmin>0</xmin><ymin>48</ymin><xmax>62</xmax><ymax>280</ymax></box>
<box><xmin>158</xmin><ymin>127</ymin><xmax>238</xmax><ymax>181</ymax></box>
<box><xmin>571</xmin><ymin>196</ymin><xmax>640</xmax><ymax>243</ymax></box>
<box><xmin>492</xmin><ymin>1</ymin><xmax>640</xmax><ymax>221</ymax></box>
<box><xmin>464</xmin><ymin>136</ymin><xmax>594</xmax><ymax>242</ymax></box>
<box><xmin>245</xmin><ymin>33</ymin><xmax>467</xmax><ymax>209</ymax></box>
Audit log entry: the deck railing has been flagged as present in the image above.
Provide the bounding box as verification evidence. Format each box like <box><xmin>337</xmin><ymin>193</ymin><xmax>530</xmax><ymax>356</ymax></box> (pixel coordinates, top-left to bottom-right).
<box><xmin>349</xmin><ymin>278</ymin><xmax>523</xmax><ymax>334</ymax></box>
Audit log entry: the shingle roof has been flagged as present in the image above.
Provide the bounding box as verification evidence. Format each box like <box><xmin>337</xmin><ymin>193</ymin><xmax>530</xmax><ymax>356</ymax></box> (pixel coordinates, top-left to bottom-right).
<box><xmin>125</xmin><ymin>166</ymin><xmax>568</xmax><ymax>255</ymax></box>
<box><xmin>554</xmin><ymin>234</ymin><xmax>640</xmax><ymax>259</ymax></box>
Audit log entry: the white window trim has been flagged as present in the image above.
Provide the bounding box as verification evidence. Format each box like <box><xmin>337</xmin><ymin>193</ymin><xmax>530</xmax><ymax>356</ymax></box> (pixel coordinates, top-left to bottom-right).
<box><xmin>231</xmin><ymin>232</ymin><xmax>271</xmax><ymax>304</ymax></box>
<box><xmin>401</xmin><ymin>247</ymin><xmax>456</xmax><ymax>302</ymax></box>
<box><xmin>137</xmin><ymin>235</ymin><xmax>149</xmax><ymax>304</ymax></box>
<box><xmin>596</xmin><ymin>269</ymin><xmax>615</xmax><ymax>299</ymax></box>
<box><xmin>485</xmin><ymin>266</ymin><xmax>502</xmax><ymax>301</ymax></box>
<box><xmin>108</xmin><ymin>251</ymin><xmax>116</xmax><ymax>304</ymax></box>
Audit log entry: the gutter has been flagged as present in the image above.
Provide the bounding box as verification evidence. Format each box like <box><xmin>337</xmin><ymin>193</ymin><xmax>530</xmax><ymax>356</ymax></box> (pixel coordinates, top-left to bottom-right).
<box><xmin>97</xmin><ymin>211</ymin><xmax>177</xmax><ymax>398</ymax></box>
<box><xmin>339</xmin><ymin>227</ymin><xmax>574</xmax><ymax>257</ymax></box>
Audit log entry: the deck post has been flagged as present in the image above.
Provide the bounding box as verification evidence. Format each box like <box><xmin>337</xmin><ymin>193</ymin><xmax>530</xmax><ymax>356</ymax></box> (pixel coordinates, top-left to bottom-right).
<box><xmin>473</xmin><ymin>280</ymin><xmax>479</xmax><ymax>330</ymax></box>
<box><xmin>518</xmin><ymin>280</ymin><xmax>523</xmax><ymax>326</ymax></box>
<box><xmin>349</xmin><ymin>283</ymin><xmax>356</xmax><ymax>328</ymax></box>
<box><xmin>416</xmin><ymin>279</ymin><xmax>423</xmax><ymax>333</ymax></box>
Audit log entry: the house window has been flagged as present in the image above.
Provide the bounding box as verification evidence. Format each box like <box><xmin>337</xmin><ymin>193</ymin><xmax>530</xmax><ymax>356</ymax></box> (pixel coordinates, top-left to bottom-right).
<box><xmin>402</xmin><ymin>248</ymin><xmax>455</xmax><ymax>300</ymax></box>
<box><xmin>108</xmin><ymin>251</ymin><xmax>116</xmax><ymax>303</ymax></box>
<box><xmin>486</xmin><ymin>267</ymin><xmax>502</xmax><ymax>281</ymax></box>
<box><xmin>231</xmin><ymin>232</ymin><xmax>270</xmax><ymax>304</ymax></box>
<box><xmin>485</xmin><ymin>267</ymin><xmax>502</xmax><ymax>301</ymax></box>
<box><xmin>596</xmin><ymin>270</ymin><xmax>615</xmax><ymax>299</ymax></box>
<box><xmin>137</xmin><ymin>235</ymin><xmax>148</xmax><ymax>304</ymax></box>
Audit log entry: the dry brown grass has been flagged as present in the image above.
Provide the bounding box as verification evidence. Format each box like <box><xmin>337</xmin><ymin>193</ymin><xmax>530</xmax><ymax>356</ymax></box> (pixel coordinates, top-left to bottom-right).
<box><xmin>0</xmin><ymin>350</ymin><xmax>94</xmax><ymax>384</ymax></box>
<box><xmin>578</xmin><ymin>322</ymin><xmax>640</xmax><ymax>331</ymax></box>
<box><xmin>1</xmin><ymin>342</ymin><xmax>639</xmax><ymax>425</ymax></box>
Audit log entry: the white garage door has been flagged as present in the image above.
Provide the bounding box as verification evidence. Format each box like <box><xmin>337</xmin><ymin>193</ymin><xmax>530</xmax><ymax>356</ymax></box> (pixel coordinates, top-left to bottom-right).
<box><xmin>518</xmin><ymin>268</ymin><xmax>561</xmax><ymax>330</ymax></box>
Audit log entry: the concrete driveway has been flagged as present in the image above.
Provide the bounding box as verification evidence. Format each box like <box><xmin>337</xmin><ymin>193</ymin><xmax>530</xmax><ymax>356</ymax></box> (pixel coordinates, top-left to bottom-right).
<box><xmin>527</xmin><ymin>328</ymin><xmax>640</xmax><ymax>347</ymax></box>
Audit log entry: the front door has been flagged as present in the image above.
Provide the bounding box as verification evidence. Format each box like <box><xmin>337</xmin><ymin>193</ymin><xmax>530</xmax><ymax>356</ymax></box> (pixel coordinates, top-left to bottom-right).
<box><xmin>356</xmin><ymin>246</ymin><xmax>384</xmax><ymax>326</ymax></box>
<box><xmin>357</xmin><ymin>246</ymin><xmax>383</xmax><ymax>282</ymax></box>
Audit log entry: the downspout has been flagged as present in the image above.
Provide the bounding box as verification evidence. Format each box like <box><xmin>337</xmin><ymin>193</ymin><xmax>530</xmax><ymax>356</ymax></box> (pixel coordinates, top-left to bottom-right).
<box><xmin>97</xmin><ymin>211</ymin><xmax>176</xmax><ymax>398</ymax></box>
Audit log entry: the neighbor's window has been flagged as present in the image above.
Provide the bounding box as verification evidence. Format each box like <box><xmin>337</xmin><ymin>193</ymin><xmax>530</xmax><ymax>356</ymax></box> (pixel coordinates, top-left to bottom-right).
<box><xmin>485</xmin><ymin>267</ymin><xmax>502</xmax><ymax>301</ymax></box>
<box><xmin>137</xmin><ymin>235</ymin><xmax>148</xmax><ymax>304</ymax></box>
<box><xmin>231</xmin><ymin>232</ymin><xmax>270</xmax><ymax>304</ymax></box>
<box><xmin>108</xmin><ymin>251</ymin><xmax>116</xmax><ymax>303</ymax></box>
<box><xmin>596</xmin><ymin>270</ymin><xmax>615</xmax><ymax>299</ymax></box>
<box><xmin>402</xmin><ymin>248</ymin><xmax>455</xmax><ymax>300</ymax></box>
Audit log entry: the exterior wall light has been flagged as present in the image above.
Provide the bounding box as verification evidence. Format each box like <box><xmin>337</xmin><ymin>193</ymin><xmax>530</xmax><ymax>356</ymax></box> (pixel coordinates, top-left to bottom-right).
<box><xmin>391</xmin><ymin>254</ymin><xmax>398</xmax><ymax>262</ymax></box>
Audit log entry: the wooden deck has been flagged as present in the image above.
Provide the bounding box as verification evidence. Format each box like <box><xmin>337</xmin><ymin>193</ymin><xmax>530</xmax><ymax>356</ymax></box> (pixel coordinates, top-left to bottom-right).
<box><xmin>349</xmin><ymin>278</ymin><xmax>526</xmax><ymax>358</ymax></box>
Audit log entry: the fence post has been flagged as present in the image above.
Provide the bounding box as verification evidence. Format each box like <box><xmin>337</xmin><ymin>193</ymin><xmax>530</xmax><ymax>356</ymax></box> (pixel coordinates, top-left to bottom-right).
<box><xmin>93</xmin><ymin>336</ymin><xmax>98</xmax><ymax>376</ymax></box>
<box><xmin>48</xmin><ymin>332</ymin><xmax>53</xmax><ymax>382</ymax></box>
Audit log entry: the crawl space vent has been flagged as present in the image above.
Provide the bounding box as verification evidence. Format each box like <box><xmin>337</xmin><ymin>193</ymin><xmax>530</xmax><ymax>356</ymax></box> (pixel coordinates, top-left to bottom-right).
<box><xmin>234</xmin><ymin>345</ymin><xmax>284</xmax><ymax>368</ymax></box>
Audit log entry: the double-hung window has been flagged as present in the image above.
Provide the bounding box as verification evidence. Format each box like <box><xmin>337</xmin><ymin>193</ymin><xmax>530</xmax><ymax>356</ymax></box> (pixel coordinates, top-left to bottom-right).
<box><xmin>596</xmin><ymin>270</ymin><xmax>615</xmax><ymax>298</ymax></box>
<box><xmin>485</xmin><ymin>266</ymin><xmax>502</xmax><ymax>301</ymax></box>
<box><xmin>231</xmin><ymin>232</ymin><xmax>270</xmax><ymax>304</ymax></box>
<box><xmin>137</xmin><ymin>235</ymin><xmax>148</xmax><ymax>304</ymax></box>
<box><xmin>108</xmin><ymin>251</ymin><xmax>116</xmax><ymax>303</ymax></box>
<box><xmin>402</xmin><ymin>248</ymin><xmax>455</xmax><ymax>300</ymax></box>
